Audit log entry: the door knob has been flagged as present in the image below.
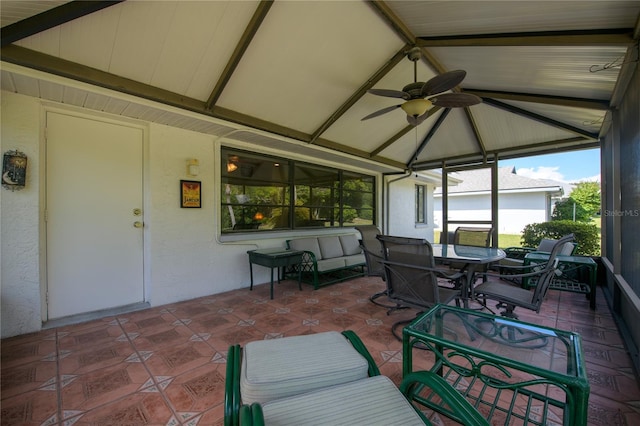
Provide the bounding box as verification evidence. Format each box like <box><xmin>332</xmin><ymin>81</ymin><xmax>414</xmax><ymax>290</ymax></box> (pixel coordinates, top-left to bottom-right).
<box><xmin>133</xmin><ymin>221</ymin><xmax>143</xmax><ymax>228</ymax></box>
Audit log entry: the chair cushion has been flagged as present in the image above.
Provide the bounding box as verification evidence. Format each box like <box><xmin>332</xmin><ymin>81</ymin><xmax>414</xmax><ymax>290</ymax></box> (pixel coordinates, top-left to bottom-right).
<box><xmin>537</xmin><ymin>239</ymin><xmax>557</xmax><ymax>252</ymax></box>
<box><xmin>318</xmin><ymin>236</ymin><xmax>344</xmax><ymax>259</ymax></box>
<box><xmin>288</xmin><ymin>238</ymin><xmax>323</xmax><ymax>260</ymax></box>
<box><xmin>340</xmin><ymin>234</ymin><xmax>362</xmax><ymax>256</ymax></box>
<box><xmin>344</xmin><ymin>253</ymin><xmax>366</xmax><ymax>266</ymax></box>
<box><xmin>261</xmin><ymin>375</ymin><xmax>425</xmax><ymax>426</ymax></box>
<box><xmin>317</xmin><ymin>258</ymin><xmax>347</xmax><ymax>272</ymax></box>
<box><xmin>240</xmin><ymin>331</ymin><xmax>369</xmax><ymax>404</ymax></box>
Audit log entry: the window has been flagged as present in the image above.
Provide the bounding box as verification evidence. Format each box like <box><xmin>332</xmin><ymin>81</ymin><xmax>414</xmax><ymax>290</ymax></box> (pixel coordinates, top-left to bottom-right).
<box><xmin>221</xmin><ymin>147</ymin><xmax>375</xmax><ymax>232</ymax></box>
<box><xmin>416</xmin><ymin>184</ymin><xmax>427</xmax><ymax>224</ymax></box>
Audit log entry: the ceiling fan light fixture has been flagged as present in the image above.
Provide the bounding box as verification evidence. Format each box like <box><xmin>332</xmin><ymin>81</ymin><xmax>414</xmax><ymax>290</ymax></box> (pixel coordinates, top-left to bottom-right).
<box><xmin>401</xmin><ymin>98</ymin><xmax>432</xmax><ymax>117</ymax></box>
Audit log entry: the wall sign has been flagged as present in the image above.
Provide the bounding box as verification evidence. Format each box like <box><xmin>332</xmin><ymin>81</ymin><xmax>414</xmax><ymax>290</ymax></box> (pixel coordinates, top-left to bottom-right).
<box><xmin>180</xmin><ymin>180</ymin><xmax>201</xmax><ymax>208</ymax></box>
<box><xmin>2</xmin><ymin>150</ymin><xmax>27</xmax><ymax>191</ymax></box>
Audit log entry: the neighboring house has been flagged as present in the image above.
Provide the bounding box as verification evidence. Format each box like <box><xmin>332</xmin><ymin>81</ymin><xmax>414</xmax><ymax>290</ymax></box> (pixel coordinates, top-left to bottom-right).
<box><xmin>434</xmin><ymin>167</ymin><xmax>564</xmax><ymax>234</ymax></box>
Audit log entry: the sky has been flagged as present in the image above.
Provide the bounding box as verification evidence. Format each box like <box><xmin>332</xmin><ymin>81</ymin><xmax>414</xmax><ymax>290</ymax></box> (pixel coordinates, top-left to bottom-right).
<box><xmin>500</xmin><ymin>148</ymin><xmax>601</xmax><ymax>184</ymax></box>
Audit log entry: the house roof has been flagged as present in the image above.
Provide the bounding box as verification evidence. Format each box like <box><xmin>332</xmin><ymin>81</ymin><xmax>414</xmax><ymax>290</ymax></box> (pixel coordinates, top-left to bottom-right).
<box><xmin>2</xmin><ymin>1</ymin><xmax>639</xmax><ymax>173</ymax></box>
<box><xmin>434</xmin><ymin>166</ymin><xmax>565</xmax><ymax>195</ymax></box>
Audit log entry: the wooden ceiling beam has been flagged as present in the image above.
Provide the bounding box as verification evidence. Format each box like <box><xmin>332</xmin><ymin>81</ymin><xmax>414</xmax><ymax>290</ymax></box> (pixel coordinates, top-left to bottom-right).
<box><xmin>206</xmin><ymin>1</ymin><xmax>273</xmax><ymax>110</ymax></box>
<box><xmin>416</xmin><ymin>29</ymin><xmax>634</xmax><ymax>47</ymax></box>
<box><xmin>309</xmin><ymin>43</ymin><xmax>411</xmax><ymax>144</ymax></box>
<box><xmin>1</xmin><ymin>1</ymin><xmax>124</xmax><ymax>47</ymax></box>
<box><xmin>463</xmin><ymin>89</ymin><xmax>610</xmax><ymax>110</ymax></box>
<box><xmin>482</xmin><ymin>98</ymin><xmax>600</xmax><ymax>140</ymax></box>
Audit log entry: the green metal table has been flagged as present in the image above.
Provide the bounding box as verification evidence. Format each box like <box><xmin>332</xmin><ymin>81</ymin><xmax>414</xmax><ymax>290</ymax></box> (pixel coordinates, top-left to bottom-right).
<box><xmin>523</xmin><ymin>253</ymin><xmax>597</xmax><ymax>310</ymax></box>
<box><xmin>247</xmin><ymin>248</ymin><xmax>304</xmax><ymax>299</ymax></box>
<box><xmin>403</xmin><ymin>304</ymin><xmax>590</xmax><ymax>425</ymax></box>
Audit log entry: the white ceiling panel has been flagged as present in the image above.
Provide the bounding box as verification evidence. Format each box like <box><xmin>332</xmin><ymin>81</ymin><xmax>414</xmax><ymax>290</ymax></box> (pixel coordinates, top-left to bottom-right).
<box><xmin>392</xmin><ymin>1</ymin><xmax>640</xmax><ymax>36</ymax></box>
<box><xmin>2</xmin><ymin>0</ymin><xmax>636</xmax><ymax>171</ymax></box>
<box><xmin>434</xmin><ymin>46</ymin><xmax>627</xmax><ymax>100</ymax></box>
<box><xmin>217</xmin><ymin>1</ymin><xmax>404</xmax><ymax>133</ymax></box>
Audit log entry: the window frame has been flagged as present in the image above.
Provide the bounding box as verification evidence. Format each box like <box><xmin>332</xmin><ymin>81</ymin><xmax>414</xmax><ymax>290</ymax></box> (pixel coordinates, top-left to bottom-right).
<box><xmin>220</xmin><ymin>146</ymin><xmax>376</xmax><ymax>233</ymax></box>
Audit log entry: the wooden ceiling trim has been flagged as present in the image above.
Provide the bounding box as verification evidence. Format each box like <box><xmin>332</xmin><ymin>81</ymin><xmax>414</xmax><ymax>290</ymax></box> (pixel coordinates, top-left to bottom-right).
<box><xmin>1</xmin><ymin>1</ymin><xmax>124</xmax><ymax>47</ymax></box>
<box><xmin>416</xmin><ymin>29</ymin><xmax>634</xmax><ymax>47</ymax></box>
<box><xmin>412</xmin><ymin>137</ymin><xmax>599</xmax><ymax>170</ymax></box>
<box><xmin>313</xmin><ymin>137</ymin><xmax>406</xmax><ymax>170</ymax></box>
<box><xmin>205</xmin><ymin>0</ymin><xmax>274</xmax><ymax>110</ymax></box>
<box><xmin>309</xmin><ymin>43</ymin><xmax>411</xmax><ymax>144</ymax></box>
<box><xmin>463</xmin><ymin>107</ymin><xmax>487</xmax><ymax>157</ymax></box>
<box><xmin>1</xmin><ymin>44</ymin><xmax>313</xmax><ymax>143</ymax></box>
<box><xmin>482</xmin><ymin>98</ymin><xmax>600</xmax><ymax>140</ymax></box>
<box><xmin>463</xmin><ymin>89</ymin><xmax>610</xmax><ymax>111</ymax></box>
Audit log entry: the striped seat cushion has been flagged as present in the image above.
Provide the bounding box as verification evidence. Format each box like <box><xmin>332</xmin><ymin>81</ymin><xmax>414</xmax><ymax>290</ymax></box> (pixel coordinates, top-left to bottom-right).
<box><xmin>261</xmin><ymin>375</ymin><xmax>425</xmax><ymax>426</ymax></box>
<box><xmin>240</xmin><ymin>331</ymin><xmax>369</xmax><ymax>404</ymax></box>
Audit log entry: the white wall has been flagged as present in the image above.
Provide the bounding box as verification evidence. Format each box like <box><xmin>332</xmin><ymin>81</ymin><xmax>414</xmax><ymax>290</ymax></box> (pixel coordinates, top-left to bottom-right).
<box><xmin>0</xmin><ymin>92</ymin><xmax>389</xmax><ymax>338</ymax></box>
<box><xmin>434</xmin><ymin>191</ymin><xmax>551</xmax><ymax>234</ymax></box>
<box><xmin>1</xmin><ymin>92</ymin><xmax>43</xmax><ymax>335</ymax></box>
<box><xmin>386</xmin><ymin>175</ymin><xmax>436</xmax><ymax>242</ymax></box>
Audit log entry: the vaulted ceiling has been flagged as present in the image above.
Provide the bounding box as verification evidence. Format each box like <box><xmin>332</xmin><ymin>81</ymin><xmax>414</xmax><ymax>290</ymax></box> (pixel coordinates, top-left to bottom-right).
<box><xmin>2</xmin><ymin>1</ymin><xmax>639</xmax><ymax>173</ymax></box>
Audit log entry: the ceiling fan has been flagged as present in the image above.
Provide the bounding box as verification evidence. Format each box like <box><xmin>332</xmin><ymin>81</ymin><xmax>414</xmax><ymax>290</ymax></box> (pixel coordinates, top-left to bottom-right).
<box><xmin>362</xmin><ymin>47</ymin><xmax>481</xmax><ymax>126</ymax></box>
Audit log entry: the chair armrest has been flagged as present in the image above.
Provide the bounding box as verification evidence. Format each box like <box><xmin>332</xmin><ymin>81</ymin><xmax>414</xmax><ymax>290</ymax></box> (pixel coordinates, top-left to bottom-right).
<box><xmin>381</xmin><ymin>259</ymin><xmax>465</xmax><ymax>282</ymax></box>
<box><xmin>503</xmin><ymin>246</ymin><xmax>536</xmax><ymax>260</ymax></box>
<box><xmin>224</xmin><ymin>345</ymin><xmax>242</xmax><ymax>426</ymax></box>
<box><xmin>341</xmin><ymin>330</ymin><xmax>381</xmax><ymax>377</ymax></box>
<box><xmin>238</xmin><ymin>404</ymin><xmax>264</xmax><ymax>426</ymax></box>
<box><xmin>400</xmin><ymin>371</ymin><xmax>489</xmax><ymax>426</ymax></box>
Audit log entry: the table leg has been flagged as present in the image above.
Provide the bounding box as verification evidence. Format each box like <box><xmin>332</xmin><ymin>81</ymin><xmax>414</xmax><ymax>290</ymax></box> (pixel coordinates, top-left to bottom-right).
<box><xmin>249</xmin><ymin>261</ymin><xmax>254</xmax><ymax>291</ymax></box>
<box><xmin>270</xmin><ymin>267</ymin><xmax>275</xmax><ymax>300</ymax></box>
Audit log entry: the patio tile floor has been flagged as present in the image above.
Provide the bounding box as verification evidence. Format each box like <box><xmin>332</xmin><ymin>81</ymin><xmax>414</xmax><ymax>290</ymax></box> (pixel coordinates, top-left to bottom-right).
<box><xmin>1</xmin><ymin>276</ymin><xmax>639</xmax><ymax>425</ymax></box>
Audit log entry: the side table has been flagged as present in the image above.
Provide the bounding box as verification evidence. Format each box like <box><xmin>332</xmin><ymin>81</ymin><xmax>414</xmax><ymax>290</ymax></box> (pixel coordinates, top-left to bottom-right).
<box><xmin>247</xmin><ymin>248</ymin><xmax>304</xmax><ymax>299</ymax></box>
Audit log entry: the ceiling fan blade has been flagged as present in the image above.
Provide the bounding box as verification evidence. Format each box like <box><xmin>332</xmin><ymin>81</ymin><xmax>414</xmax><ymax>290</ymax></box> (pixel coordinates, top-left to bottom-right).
<box><xmin>368</xmin><ymin>88</ymin><xmax>411</xmax><ymax>100</ymax></box>
<box><xmin>362</xmin><ymin>104</ymin><xmax>402</xmax><ymax>121</ymax></box>
<box><xmin>421</xmin><ymin>70</ymin><xmax>467</xmax><ymax>97</ymax></box>
<box><xmin>430</xmin><ymin>93</ymin><xmax>482</xmax><ymax>108</ymax></box>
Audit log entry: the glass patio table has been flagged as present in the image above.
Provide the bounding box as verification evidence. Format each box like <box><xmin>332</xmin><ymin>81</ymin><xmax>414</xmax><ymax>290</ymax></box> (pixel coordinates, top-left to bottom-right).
<box><xmin>403</xmin><ymin>304</ymin><xmax>589</xmax><ymax>425</ymax></box>
<box><xmin>432</xmin><ymin>244</ymin><xmax>506</xmax><ymax>306</ymax></box>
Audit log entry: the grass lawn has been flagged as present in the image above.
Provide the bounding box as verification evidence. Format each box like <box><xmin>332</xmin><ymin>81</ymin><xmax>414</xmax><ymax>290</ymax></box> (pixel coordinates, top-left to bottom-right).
<box><xmin>434</xmin><ymin>231</ymin><xmax>523</xmax><ymax>249</ymax></box>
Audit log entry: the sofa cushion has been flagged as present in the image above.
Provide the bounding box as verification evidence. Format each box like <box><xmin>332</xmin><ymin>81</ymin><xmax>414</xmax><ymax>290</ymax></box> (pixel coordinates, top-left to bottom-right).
<box><xmin>318</xmin><ymin>236</ymin><xmax>344</xmax><ymax>259</ymax></box>
<box><xmin>261</xmin><ymin>375</ymin><xmax>425</xmax><ymax>426</ymax></box>
<box><xmin>240</xmin><ymin>331</ymin><xmax>369</xmax><ymax>404</ymax></box>
<box><xmin>289</xmin><ymin>238</ymin><xmax>323</xmax><ymax>260</ymax></box>
<box><xmin>340</xmin><ymin>234</ymin><xmax>362</xmax><ymax>256</ymax></box>
<box><xmin>344</xmin><ymin>254</ymin><xmax>366</xmax><ymax>266</ymax></box>
<box><xmin>317</xmin><ymin>258</ymin><xmax>347</xmax><ymax>272</ymax></box>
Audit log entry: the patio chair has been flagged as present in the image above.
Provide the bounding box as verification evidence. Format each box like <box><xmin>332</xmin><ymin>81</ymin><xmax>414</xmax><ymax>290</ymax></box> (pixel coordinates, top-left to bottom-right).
<box><xmin>355</xmin><ymin>225</ymin><xmax>402</xmax><ymax>310</ymax></box>
<box><xmin>224</xmin><ymin>330</ymin><xmax>380</xmax><ymax>426</ymax></box>
<box><xmin>442</xmin><ymin>226</ymin><xmax>493</xmax><ymax>286</ymax></box>
<box><xmin>498</xmin><ymin>237</ymin><xmax>577</xmax><ymax>283</ymax></box>
<box><xmin>377</xmin><ymin>235</ymin><xmax>463</xmax><ymax>339</ymax></box>
<box><xmin>238</xmin><ymin>372</ymin><xmax>490</xmax><ymax>426</ymax></box>
<box><xmin>474</xmin><ymin>234</ymin><xmax>575</xmax><ymax>319</ymax></box>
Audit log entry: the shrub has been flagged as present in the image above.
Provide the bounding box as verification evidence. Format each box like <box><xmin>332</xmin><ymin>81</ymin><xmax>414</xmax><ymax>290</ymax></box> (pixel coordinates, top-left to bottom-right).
<box><xmin>521</xmin><ymin>220</ymin><xmax>600</xmax><ymax>256</ymax></box>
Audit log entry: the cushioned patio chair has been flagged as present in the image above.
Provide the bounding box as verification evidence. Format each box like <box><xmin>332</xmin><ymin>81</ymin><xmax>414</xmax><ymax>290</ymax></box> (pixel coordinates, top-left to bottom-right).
<box><xmin>474</xmin><ymin>234</ymin><xmax>575</xmax><ymax>319</ymax></box>
<box><xmin>498</xmin><ymin>236</ymin><xmax>577</xmax><ymax>283</ymax></box>
<box><xmin>238</xmin><ymin>372</ymin><xmax>489</xmax><ymax>426</ymax></box>
<box><xmin>377</xmin><ymin>235</ymin><xmax>463</xmax><ymax>339</ymax></box>
<box><xmin>225</xmin><ymin>330</ymin><xmax>379</xmax><ymax>426</ymax></box>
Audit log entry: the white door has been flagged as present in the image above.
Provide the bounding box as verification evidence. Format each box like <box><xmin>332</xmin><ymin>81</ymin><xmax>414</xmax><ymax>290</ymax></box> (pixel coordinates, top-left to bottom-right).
<box><xmin>46</xmin><ymin>111</ymin><xmax>144</xmax><ymax>319</ymax></box>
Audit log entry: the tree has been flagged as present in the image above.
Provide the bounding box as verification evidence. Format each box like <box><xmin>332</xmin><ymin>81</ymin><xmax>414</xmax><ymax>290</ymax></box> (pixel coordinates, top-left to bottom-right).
<box><xmin>552</xmin><ymin>181</ymin><xmax>601</xmax><ymax>222</ymax></box>
<box><xmin>570</xmin><ymin>182</ymin><xmax>601</xmax><ymax>217</ymax></box>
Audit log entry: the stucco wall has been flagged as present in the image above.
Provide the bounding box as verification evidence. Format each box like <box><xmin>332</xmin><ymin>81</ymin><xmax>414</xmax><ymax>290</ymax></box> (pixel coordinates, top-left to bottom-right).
<box><xmin>0</xmin><ymin>92</ymin><xmax>384</xmax><ymax>338</ymax></box>
<box><xmin>1</xmin><ymin>92</ymin><xmax>43</xmax><ymax>336</ymax></box>
<box><xmin>434</xmin><ymin>191</ymin><xmax>550</xmax><ymax>234</ymax></box>
<box><xmin>386</xmin><ymin>175</ymin><xmax>436</xmax><ymax>241</ymax></box>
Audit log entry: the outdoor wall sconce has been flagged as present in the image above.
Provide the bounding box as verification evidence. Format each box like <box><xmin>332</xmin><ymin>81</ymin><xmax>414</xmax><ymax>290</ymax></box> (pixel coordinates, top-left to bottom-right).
<box><xmin>187</xmin><ymin>158</ymin><xmax>199</xmax><ymax>177</ymax></box>
<box><xmin>227</xmin><ymin>156</ymin><xmax>239</xmax><ymax>173</ymax></box>
<box><xmin>2</xmin><ymin>150</ymin><xmax>27</xmax><ymax>191</ymax></box>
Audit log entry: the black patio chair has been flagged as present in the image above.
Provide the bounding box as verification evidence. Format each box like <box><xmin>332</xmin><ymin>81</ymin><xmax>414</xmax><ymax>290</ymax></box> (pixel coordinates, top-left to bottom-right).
<box><xmin>474</xmin><ymin>234</ymin><xmax>575</xmax><ymax>319</ymax></box>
